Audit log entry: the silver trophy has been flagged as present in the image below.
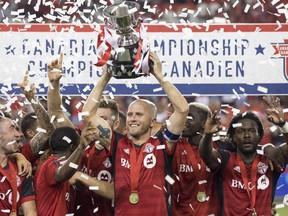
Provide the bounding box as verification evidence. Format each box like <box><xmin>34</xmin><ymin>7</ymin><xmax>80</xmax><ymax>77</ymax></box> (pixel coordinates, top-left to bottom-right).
<box><xmin>103</xmin><ymin>1</ymin><xmax>147</xmax><ymax>79</ymax></box>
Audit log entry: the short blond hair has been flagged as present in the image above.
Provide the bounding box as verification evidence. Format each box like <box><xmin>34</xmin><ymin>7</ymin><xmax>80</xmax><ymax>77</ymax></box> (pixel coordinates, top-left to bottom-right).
<box><xmin>129</xmin><ymin>99</ymin><xmax>157</xmax><ymax>119</ymax></box>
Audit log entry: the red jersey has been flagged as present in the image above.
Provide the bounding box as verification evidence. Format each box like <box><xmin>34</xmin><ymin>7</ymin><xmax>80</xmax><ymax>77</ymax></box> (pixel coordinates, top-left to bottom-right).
<box><xmin>74</xmin><ymin>143</ymin><xmax>114</xmax><ymax>216</ymax></box>
<box><xmin>34</xmin><ymin>156</ymin><xmax>75</xmax><ymax>216</ymax></box>
<box><xmin>172</xmin><ymin>139</ymin><xmax>221</xmax><ymax>216</ymax></box>
<box><xmin>0</xmin><ymin>160</ymin><xmax>35</xmax><ymax>214</ymax></box>
<box><xmin>111</xmin><ymin>132</ymin><xmax>171</xmax><ymax>216</ymax></box>
<box><xmin>20</xmin><ymin>141</ymin><xmax>38</xmax><ymax>165</ymax></box>
<box><xmin>218</xmin><ymin>151</ymin><xmax>280</xmax><ymax>216</ymax></box>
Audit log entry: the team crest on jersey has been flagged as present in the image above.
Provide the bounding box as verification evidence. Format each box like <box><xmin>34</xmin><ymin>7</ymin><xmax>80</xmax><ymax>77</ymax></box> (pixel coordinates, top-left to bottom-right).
<box><xmin>124</xmin><ymin>148</ymin><xmax>130</xmax><ymax>155</ymax></box>
<box><xmin>257</xmin><ymin>175</ymin><xmax>269</xmax><ymax>190</ymax></box>
<box><xmin>97</xmin><ymin>170</ymin><xmax>112</xmax><ymax>182</ymax></box>
<box><xmin>257</xmin><ymin>162</ymin><xmax>268</xmax><ymax>174</ymax></box>
<box><xmin>234</xmin><ymin>166</ymin><xmax>241</xmax><ymax>173</ymax></box>
<box><xmin>143</xmin><ymin>153</ymin><xmax>156</xmax><ymax>169</ymax></box>
<box><xmin>103</xmin><ymin>158</ymin><xmax>112</xmax><ymax>168</ymax></box>
<box><xmin>271</xmin><ymin>39</ymin><xmax>288</xmax><ymax>81</ymax></box>
<box><xmin>144</xmin><ymin>143</ymin><xmax>154</xmax><ymax>153</ymax></box>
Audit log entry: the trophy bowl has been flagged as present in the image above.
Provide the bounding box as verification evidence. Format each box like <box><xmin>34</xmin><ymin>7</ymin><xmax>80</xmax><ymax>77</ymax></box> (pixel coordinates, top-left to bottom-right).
<box><xmin>103</xmin><ymin>1</ymin><xmax>147</xmax><ymax>79</ymax></box>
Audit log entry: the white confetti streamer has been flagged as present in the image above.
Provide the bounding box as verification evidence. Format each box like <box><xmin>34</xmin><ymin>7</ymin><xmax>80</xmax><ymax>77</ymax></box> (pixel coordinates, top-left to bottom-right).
<box><xmin>212</xmin><ymin>136</ymin><xmax>220</xmax><ymax>141</ymax></box>
<box><xmin>36</xmin><ymin>127</ymin><xmax>47</xmax><ymax>133</ymax></box>
<box><xmin>57</xmin><ymin>118</ymin><xmax>65</xmax><ymax>123</ymax></box>
<box><xmin>63</xmin><ymin>136</ymin><xmax>72</xmax><ymax>143</ymax></box>
<box><xmin>198</xmin><ymin>180</ymin><xmax>207</xmax><ymax>185</ymax></box>
<box><xmin>89</xmin><ymin>186</ymin><xmax>99</xmax><ymax>190</ymax></box>
<box><xmin>156</xmin><ymin>145</ymin><xmax>165</xmax><ymax>150</ymax></box>
<box><xmin>50</xmin><ymin>115</ymin><xmax>56</xmax><ymax>123</ymax></box>
<box><xmin>80</xmin><ymin>173</ymin><xmax>89</xmax><ymax>180</ymax></box>
<box><xmin>232</xmin><ymin>123</ymin><xmax>242</xmax><ymax>128</ymax></box>
<box><xmin>165</xmin><ymin>175</ymin><xmax>175</xmax><ymax>185</ymax></box>
<box><xmin>0</xmin><ymin>176</ymin><xmax>6</xmax><ymax>182</ymax></box>
<box><xmin>244</xmin><ymin>4</ymin><xmax>250</xmax><ymax>13</ymax></box>
<box><xmin>69</xmin><ymin>162</ymin><xmax>78</xmax><ymax>169</ymax></box>
<box><xmin>257</xmin><ymin>86</ymin><xmax>268</xmax><ymax>93</ymax></box>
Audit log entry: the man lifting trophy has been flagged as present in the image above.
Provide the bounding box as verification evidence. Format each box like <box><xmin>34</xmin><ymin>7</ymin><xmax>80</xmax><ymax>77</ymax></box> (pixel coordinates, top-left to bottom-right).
<box><xmin>96</xmin><ymin>1</ymin><xmax>151</xmax><ymax>79</ymax></box>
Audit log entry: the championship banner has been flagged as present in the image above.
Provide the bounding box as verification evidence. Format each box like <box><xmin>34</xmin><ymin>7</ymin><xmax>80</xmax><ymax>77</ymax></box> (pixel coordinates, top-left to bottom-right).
<box><xmin>0</xmin><ymin>23</ymin><xmax>287</xmax><ymax>95</ymax></box>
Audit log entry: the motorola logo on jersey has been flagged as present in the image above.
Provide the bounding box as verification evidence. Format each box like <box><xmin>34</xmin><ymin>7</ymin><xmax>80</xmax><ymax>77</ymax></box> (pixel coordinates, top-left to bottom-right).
<box><xmin>143</xmin><ymin>153</ymin><xmax>156</xmax><ymax>169</ymax></box>
<box><xmin>97</xmin><ymin>170</ymin><xmax>112</xmax><ymax>182</ymax></box>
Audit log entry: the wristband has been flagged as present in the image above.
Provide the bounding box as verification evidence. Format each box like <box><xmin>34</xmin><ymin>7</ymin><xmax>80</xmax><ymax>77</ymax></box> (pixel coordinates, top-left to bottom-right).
<box><xmin>163</xmin><ymin>129</ymin><xmax>181</xmax><ymax>143</ymax></box>
<box><xmin>279</xmin><ymin>121</ymin><xmax>288</xmax><ymax>133</ymax></box>
<box><xmin>261</xmin><ymin>143</ymin><xmax>274</xmax><ymax>152</ymax></box>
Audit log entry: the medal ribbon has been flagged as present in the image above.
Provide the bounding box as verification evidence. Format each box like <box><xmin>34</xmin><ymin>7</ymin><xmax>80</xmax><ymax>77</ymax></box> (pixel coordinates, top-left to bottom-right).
<box><xmin>180</xmin><ymin>142</ymin><xmax>207</xmax><ymax>192</ymax></box>
<box><xmin>237</xmin><ymin>154</ymin><xmax>259</xmax><ymax>214</ymax></box>
<box><xmin>0</xmin><ymin>160</ymin><xmax>18</xmax><ymax>215</ymax></box>
<box><xmin>87</xmin><ymin>143</ymin><xmax>95</xmax><ymax>176</ymax></box>
<box><xmin>130</xmin><ymin>140</ymin><xmax>147</xmax><ymax>194</ymax></box>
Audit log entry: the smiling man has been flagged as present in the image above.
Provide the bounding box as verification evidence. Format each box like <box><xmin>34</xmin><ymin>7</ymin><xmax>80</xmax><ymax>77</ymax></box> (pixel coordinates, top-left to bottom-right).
<box><xmin>0</xmin><ymin>115</ymin><xmax>37</xmax><ymax>216</ymax></box>
<box><xmin>199</xmin><ymin>96</ymin><xmax>288</xmax><ymax>216</ymax></box>
<box><xmin>81</xmin><ymin>51</ymin><xmax>188</xmax><ymax>215</ymax></box>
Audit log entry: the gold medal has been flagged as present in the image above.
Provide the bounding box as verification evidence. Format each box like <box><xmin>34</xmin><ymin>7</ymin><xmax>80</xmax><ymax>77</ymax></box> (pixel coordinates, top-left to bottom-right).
<box><xmin>196</xmin><ymin>191</ymin><xmax>207</xmax><ymax>203</ymax></box>
<box><xmin>129</xmin><ymin>192</ymin><xmax>139</xmax><ymax>204</ymax></box>
<box><xmin>252</xmin><ymin>210</ymin><xmax>257</xmax><ymax>216</ymax></box>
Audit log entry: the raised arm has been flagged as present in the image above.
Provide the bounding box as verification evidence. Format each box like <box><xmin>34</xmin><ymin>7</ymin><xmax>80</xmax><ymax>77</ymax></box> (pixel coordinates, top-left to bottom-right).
<box><xmin>47</xmin><ymin>53</ymin><xmax>74</xmax><ymax>128</ymax></box>
<box><xmin>199</xmin><ymin>111</ymin><xmax>222</xmax><ymax>170</ymax></box>
<box><xmin>149</xmin><ymin>52</ymin><xmax>188</xmax><ymax>150</ymax></box>
<box><xmin>264</xmin><ymin>96</ymin><xmax>288</xmax><ymax>167</ymax></box>
<box><xmin>54</xmin><ymin>126</ymin><xmax>97</xmax><ymax>183</ymax></box>
<box><xmin>19</xmin><ymin>70</ymin><xmax>54</xmax><ymax>155</ymax></box>
<box><xmin>69</xmin><ymin>171</ymin><xmax>114</xmax><ymax>200</ymax></box>
<box><xmin>82</xmin><ymin>65</ymin><xmax>113</xmax><ymax>150</ymax></box>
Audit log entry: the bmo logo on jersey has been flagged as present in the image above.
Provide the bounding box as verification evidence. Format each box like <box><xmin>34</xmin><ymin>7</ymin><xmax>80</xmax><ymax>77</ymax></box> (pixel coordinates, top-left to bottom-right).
<box><xmin>231</xmin><ymin>175</ymin><xmax>269</xmax><ymax>190</ymax></box>
<box><xmin>179</xmin><ymin>164</ymin><xmax>193</xmax><ymax>172</ymax></box>
<box><xmin>121</xmin><ymin>158</ymin><xmax>131</xmax><ymax>169</ymax></box>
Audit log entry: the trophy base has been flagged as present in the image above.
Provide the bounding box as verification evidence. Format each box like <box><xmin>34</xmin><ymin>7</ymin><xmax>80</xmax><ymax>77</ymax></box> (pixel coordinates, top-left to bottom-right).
<box><xmin>107</xmin><ymin>62</ymin><xmax>143</xmax><ymax>79</ymax></box>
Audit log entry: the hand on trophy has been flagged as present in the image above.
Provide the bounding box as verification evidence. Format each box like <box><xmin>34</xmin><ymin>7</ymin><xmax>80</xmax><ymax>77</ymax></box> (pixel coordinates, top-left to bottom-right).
<box><xmin>101</xmin><ymin>64</ymin><xmax>112</xmax><ymax>79</ymax></box>
<box><xmin>149</xmin><ymin>51</ymin><xmax>164</xmax><ymax>82</ymax></box>
<box><xmin>102</xmin><ymin>1</ymin><xmax>144</xmax><ymax>79</ymax></box>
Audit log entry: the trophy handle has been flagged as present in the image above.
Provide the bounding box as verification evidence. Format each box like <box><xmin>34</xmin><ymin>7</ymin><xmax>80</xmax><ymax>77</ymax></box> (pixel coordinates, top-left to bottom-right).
<box><xmin>104</xmin><ymin>18</ymin><xmax>115</xmax><ymax>29</ymax></box>
<box><xmin>132</xmin><ymin>17</ymin><xmax>143</xmax><ymax>29</ymax></box>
